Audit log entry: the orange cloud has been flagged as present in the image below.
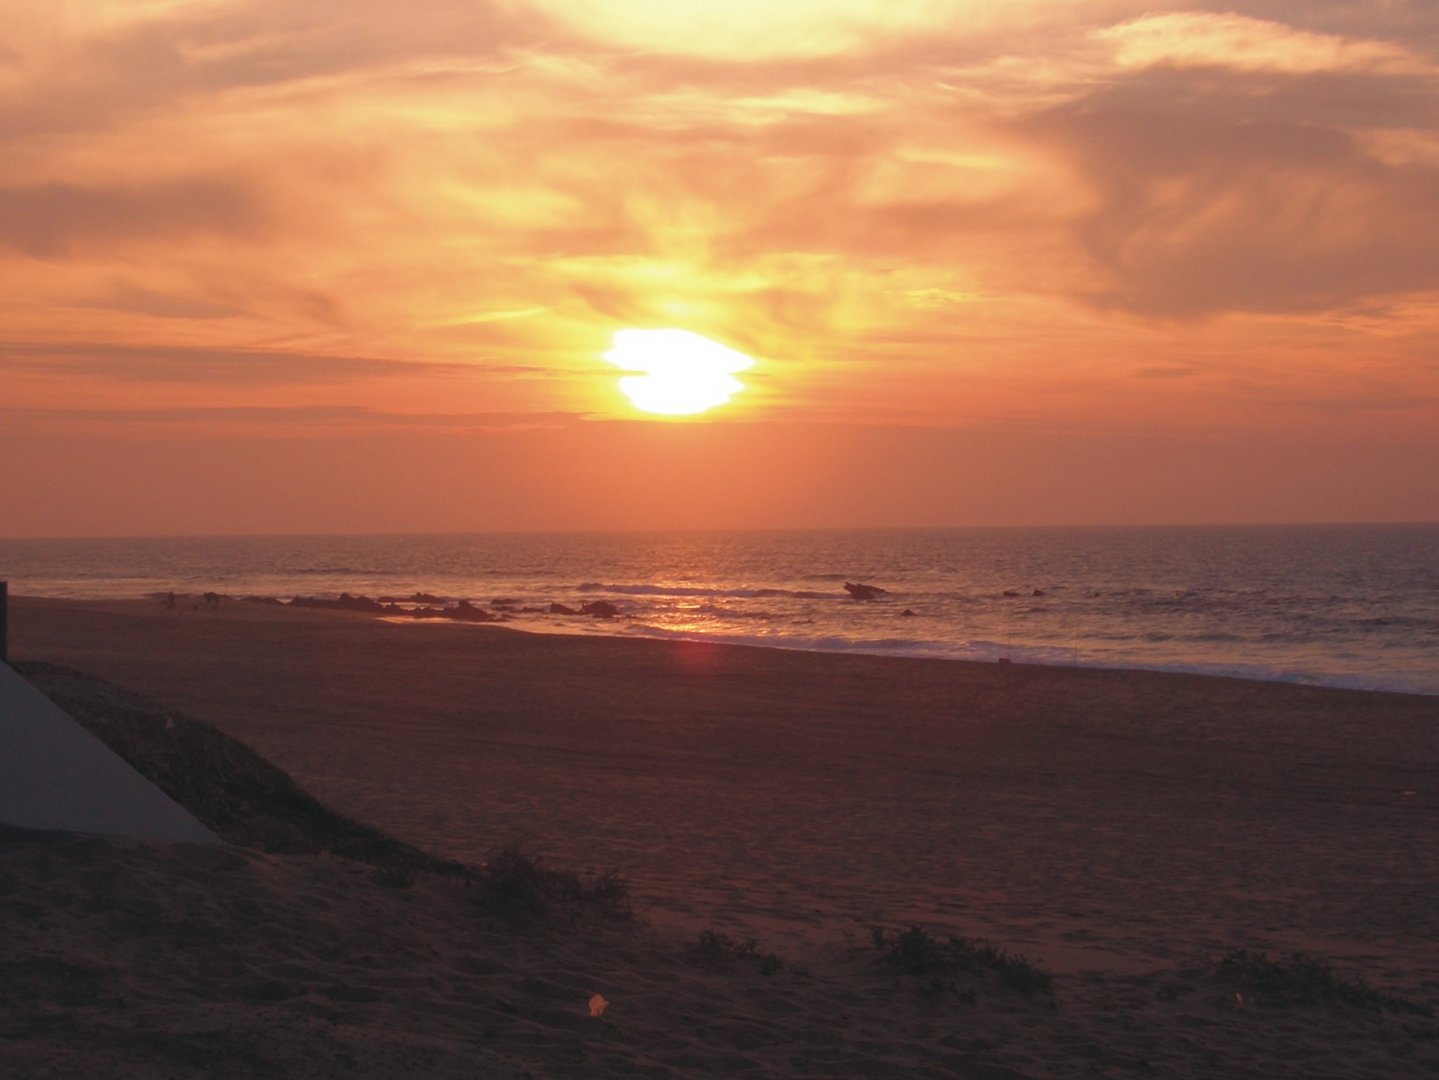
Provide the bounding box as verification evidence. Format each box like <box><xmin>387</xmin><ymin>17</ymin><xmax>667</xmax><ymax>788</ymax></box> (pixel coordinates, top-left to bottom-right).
<box><xmin>1027</xmin><ymin>66</ymin><xmax>1439</xmax><ymax>316</ymax></box>
<box><xmin>1099</xmin><ymin>12</ymin><xmax>1425</xmax><ymax>75</ymax></box>
<box><xmin>1</xmin><ymin>1</ymin><xmax>1437</xmax><ymax>531</ymax></box>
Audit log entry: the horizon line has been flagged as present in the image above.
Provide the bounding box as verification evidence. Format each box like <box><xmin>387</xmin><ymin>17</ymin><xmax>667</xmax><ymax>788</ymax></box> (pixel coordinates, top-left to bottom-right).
<box><xmin>2</xmin><ymin>519</ymin><xmax>1437</xmax><ymax>544</ymax></box>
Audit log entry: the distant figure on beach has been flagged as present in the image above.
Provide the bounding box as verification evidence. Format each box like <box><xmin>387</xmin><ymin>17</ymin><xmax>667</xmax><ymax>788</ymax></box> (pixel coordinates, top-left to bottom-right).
<box><xmin>203</xmin><ymin>592</ymin><xmax>220</xmax><ymax>610</ymax></box>
<box><xmin>164</xmin><ymin>591</ymin><xmax>176</xmax><ymax>610</ymax></box>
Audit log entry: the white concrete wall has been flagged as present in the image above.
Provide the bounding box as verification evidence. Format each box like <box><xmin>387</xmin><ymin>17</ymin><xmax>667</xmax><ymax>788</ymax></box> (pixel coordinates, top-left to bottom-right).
<box><xmin>0</xmin><ymin>662</ymin><xmax>218</xmax><ymax>844</ymax></box>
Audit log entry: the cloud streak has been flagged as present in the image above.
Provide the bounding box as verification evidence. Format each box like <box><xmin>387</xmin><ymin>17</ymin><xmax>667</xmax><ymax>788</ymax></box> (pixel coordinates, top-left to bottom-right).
<box><xmin>0</xmin><ymin>342</ymin><xmax>536</xmax><ymax>384</ymax></box>
<box><xmin>0</xmin><ymin>178</ymin><xmax>268</xmax><ymax>257</ymax></box>
<box><xmin>6</xmin><ymin>404</ymin><xmax>584</xmax><ymax>430</ymax></box>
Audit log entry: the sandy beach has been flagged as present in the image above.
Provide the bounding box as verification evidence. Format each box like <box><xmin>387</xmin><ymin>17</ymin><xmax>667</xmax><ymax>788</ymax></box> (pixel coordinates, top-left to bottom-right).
<box><xmin>5</xmin><ymin>595</ymin><xmax>1438</xmax><ymax>1077</ymax></box>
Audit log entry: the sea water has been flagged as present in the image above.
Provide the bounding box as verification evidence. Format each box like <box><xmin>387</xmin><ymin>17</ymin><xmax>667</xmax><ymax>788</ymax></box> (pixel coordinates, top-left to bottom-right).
<box><xmin>1</xmin><ymin>524</ymin><xmax>1436</xmax><ymax>695</ymax></box>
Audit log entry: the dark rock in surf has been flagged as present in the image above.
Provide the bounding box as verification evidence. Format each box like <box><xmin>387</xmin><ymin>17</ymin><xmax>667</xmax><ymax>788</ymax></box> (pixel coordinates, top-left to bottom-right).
<box><xmin>844</xmin><ymin>582</ymin><xmax>888</xmax><ymax>601</ymax></box>
<box><xmin>379</xmin><ymin>592</ymin><xmax>445</xmax><ymax>605</ymax></box>
<box><xmin>289</xmin><ymin>593</ymin><xmax>385</xmax><ymax>614</ymax></box>
<box><xmin>446</xmin><ymin>600</ymin><xmax>497</xmax><ymax>623</ymax></box>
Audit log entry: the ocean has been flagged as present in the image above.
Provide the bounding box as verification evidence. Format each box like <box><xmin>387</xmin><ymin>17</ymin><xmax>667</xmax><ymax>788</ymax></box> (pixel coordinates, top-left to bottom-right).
<box><xmin>2</xmin><ymin>524</ymin><xmax>1436</xmax><ymax>695</ymax></box>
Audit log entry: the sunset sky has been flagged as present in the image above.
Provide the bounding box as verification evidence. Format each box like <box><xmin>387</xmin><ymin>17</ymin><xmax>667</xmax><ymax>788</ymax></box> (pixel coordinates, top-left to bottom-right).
<box><xmin>2</xmin><ymin>0</ymin><xmax>1437</xmax><ymax>536</ymax></box>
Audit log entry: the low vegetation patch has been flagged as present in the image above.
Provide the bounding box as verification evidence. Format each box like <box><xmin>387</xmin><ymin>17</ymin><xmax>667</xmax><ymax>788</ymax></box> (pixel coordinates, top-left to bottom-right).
<box><xmin>472</xmin><ymin>846</ymin><xmax>631</xmax><ymax>926</ymax></box>
<box><xmin>1216</xmin><ymin>949</ymin><xmax>1431</xmax><ymax>1016</ymax></box>
<box><xmin>690</xmin><ymin>930</ymin><xmax>784</xmax><ymax>975</ymax></box>
<box><xmin>872</xmin><ymin>925</ymin><xmax>1053</xmax><ymax>999</ymax></box>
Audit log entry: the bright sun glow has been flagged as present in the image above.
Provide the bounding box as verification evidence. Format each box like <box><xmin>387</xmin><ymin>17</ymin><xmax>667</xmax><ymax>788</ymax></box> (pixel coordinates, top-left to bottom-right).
<box><xmin>603</xmin><ymin>328</ymin><xmax>754</xmax><ymax>415</ymax></box>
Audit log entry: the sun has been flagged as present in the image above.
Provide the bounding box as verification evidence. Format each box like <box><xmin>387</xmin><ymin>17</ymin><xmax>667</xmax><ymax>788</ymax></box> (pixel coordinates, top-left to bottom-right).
<box><xmin>602</xmin><ymin>328</ymin><xmax>754</xmax><ymax>416</ymax></box>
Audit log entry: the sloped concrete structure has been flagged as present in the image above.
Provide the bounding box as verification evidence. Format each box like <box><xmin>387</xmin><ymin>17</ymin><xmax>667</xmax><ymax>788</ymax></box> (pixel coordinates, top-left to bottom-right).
<box><xmin>0</xmin><ymin>662</ymin><xmax>218</xmax><ymax>843</ymax></box>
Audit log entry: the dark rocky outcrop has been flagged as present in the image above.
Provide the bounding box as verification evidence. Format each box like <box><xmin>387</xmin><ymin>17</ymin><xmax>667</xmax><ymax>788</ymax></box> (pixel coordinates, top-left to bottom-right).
<box><xmin>405</xmin><ymin>601</ymin><xmax>499</xmax><ymax>623</ymax></box>
<box><xmin>444</xmin><ymin>600</ymin><xmax>497</xmax><ymax>623</ymax></box>
<box><xmin>579</xmin><ymin>601</ymin><xmax>621</xmax><ymax>618</ymax></box>
<box><xmin>843</xmin><ymin>582</ymin><xmax>888</xmax><ymax>601</ymax></box>
<box><xmin>378</xmin><ymin>592</ymin><xmax>446</xmax><ymax>605</ymax></box>
<box><xmin>288</xmin><ymin>593</ymin><xmax>385</xmax><ymax>614</ymax></box>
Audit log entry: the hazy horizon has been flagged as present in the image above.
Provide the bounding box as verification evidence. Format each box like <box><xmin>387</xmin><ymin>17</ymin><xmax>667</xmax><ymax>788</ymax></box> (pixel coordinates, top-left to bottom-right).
<box><xmin>3</xmin><ymin>518</ymin><xmax>1437</xmax><ymax>544</ymax></box>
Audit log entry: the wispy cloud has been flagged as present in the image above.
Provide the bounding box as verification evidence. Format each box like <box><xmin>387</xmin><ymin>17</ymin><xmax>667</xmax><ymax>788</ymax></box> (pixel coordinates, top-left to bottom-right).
<box><xmin>72</xmin><ymin>280</ymin><xmax>243</xmax><ymax>320</ymax></box>
<box><xmin>0</xmin><ymin>342</ymin><xmax>533</xmax><ymax>384</ymax></box>
<box><xmin>1027</xmin><ymin>64</ymin><xmax>1439</xmax><ymax>316</ymax></box>
<box><xmin>0</xmin><ymin>178</ymin><xmax>268</xmax><ymax>257</ymax></box>
<box><xmin>7</xmin><ymin>404</ymin><xmax>584</xmax><ymax>430</ymax></box>
<box><xmin>1098</xmin><ymin>12</ymin><xmax>1426</xmax><ymax>75</ymax></box>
